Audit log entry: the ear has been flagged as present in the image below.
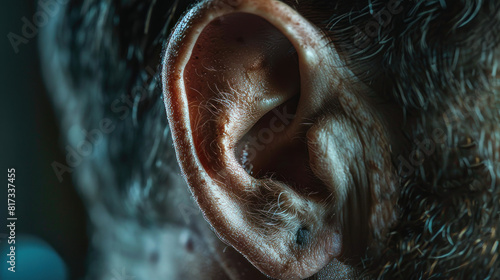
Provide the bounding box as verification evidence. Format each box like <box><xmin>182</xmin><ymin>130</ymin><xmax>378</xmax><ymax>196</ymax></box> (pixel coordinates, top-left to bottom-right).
<box><xmin>162</xmin><ymin>0</ymin><xmax>395</xmax><ymax>278</ymax></box>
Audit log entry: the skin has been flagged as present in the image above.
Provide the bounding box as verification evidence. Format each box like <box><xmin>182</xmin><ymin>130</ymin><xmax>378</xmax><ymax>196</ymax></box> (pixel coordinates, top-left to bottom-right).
<box><xmin>163</xmin><ymin>0</ymin><xmax>402</xmax><ymax>278</ymax></box>
<box><xmin>41</xmin><ymin>0</ymin><xmax>500</xmax><ymax>279</ymax></box>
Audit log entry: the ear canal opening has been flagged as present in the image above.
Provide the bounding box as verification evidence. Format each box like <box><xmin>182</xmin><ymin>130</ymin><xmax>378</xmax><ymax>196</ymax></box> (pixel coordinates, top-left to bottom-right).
<box><xmin>236</xmin><ymin>95</ymin><xmax>302</xmax><ymax>177</ymax></box>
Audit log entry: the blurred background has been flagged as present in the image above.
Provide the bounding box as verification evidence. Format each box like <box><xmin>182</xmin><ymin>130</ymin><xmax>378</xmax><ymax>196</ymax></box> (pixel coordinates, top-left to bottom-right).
<box><xmin>1</xmin><ymin>0</ymin><xmax>88</xmax><ymax>279</ymax></box>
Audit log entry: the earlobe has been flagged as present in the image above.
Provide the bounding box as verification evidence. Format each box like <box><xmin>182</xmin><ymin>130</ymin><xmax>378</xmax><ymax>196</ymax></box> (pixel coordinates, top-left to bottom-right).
<box><xmin>162</xmin><ymin>0</ymin><xmax>396</xmax><ymax>278</ymax></box>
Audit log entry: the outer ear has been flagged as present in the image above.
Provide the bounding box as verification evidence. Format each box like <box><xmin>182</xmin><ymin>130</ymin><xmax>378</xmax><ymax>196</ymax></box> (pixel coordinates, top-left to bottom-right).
<box><xmin>163</xmin><ymin>0</ymin><xmax>395</xmax><ymax>278</ymax></box>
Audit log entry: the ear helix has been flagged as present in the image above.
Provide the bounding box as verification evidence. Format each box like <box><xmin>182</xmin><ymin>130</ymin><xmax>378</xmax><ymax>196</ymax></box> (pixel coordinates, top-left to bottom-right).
<box><xmin>163</xmin><ymin>0</ymin><xmax>344</xmax><ymax>278</ymax></box>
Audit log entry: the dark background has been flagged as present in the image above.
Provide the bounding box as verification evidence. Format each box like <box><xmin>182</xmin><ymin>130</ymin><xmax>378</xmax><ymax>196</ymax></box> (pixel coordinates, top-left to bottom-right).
<box><xmin>1</xmin><ymin>1</ymin><xmax>89</xmax><ymax>279</ymax></box>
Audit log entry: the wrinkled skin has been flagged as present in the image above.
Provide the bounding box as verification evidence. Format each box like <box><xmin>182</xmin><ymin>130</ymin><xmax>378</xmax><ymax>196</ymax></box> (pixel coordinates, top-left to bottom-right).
<box><xmin>41</xmin><ymin>0</ymin><xmax>500</xmax><ymax>279</ymax></box>
<box><xmin>163</xmin><ymin>1</ymin><xmax>401</xmax><ymax>278</ymax></box>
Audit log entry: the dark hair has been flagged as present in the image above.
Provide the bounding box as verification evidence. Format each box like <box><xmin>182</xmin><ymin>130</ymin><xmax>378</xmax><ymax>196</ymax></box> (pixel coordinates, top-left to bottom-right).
<box><xmin>42</xmin><ymin>0</ymin><xmax>500</xmax><ymax>279</ymax></box>
<box><xmin>42</xmin><ymin>0</ymin><xmax>196</xmax><ymax>222</ymax></box>
<box><xmin>41</xmin><ymin>1</ymin><xmax>201</xmax><ymax>277</ymax></box>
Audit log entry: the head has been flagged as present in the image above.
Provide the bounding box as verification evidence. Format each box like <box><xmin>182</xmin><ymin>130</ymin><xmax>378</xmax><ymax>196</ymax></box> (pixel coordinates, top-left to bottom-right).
<box><xmin>41</xmin><ymin>0</ymin><xmax>500</xmax><ymax>279</ymax></box>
